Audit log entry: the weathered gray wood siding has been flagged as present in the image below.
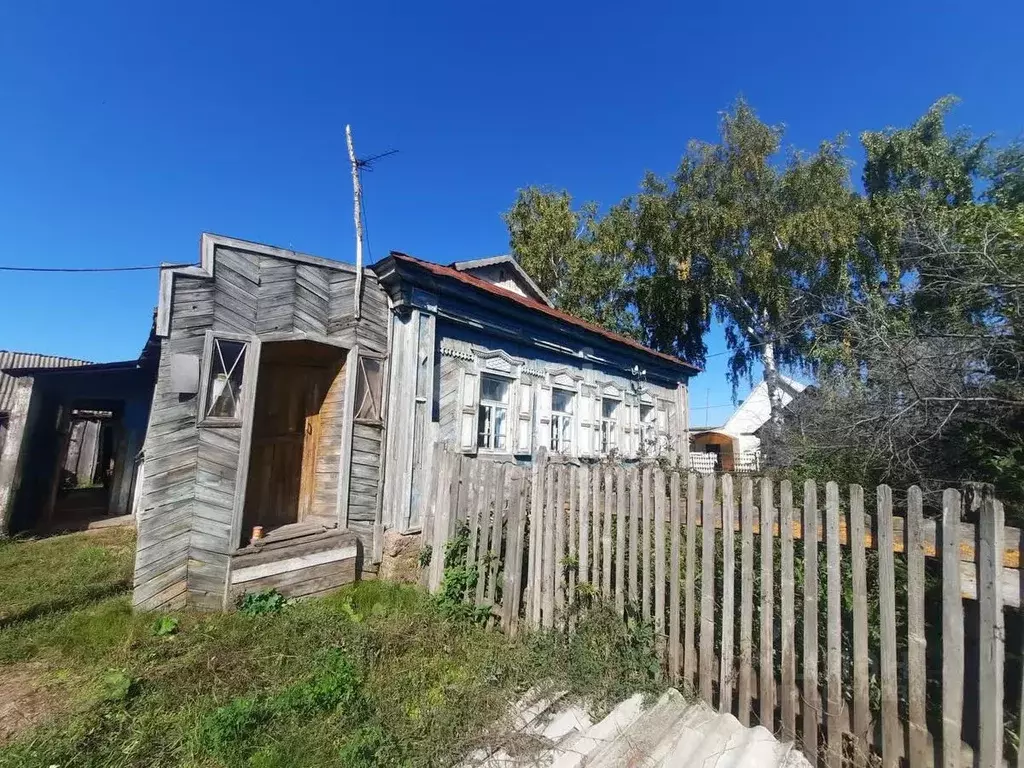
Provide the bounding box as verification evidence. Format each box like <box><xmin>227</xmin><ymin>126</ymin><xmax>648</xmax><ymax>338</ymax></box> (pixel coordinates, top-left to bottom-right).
<box><xmin>134</xmin><ymin>238</ymin><xmax>389</xmax><ymax>611</ymax></box>
<box><xmin>348</xmin><ymin>422</ymin><xmax>382</xmax><ymax>526</ymax></box>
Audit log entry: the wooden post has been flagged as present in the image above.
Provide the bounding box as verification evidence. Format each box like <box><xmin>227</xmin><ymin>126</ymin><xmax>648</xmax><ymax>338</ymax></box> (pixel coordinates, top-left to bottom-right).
<box><xmin>699</xmin><ymin>473</ymin><xmax>716</xmax><ymax>704</ymax></box>
<box><xmin>780</xmin><ymin>479</ymin><xmax>797</xmax><ymax>741</ymax></box>
<box><xmin>738</xmin><ymin>477</ymin><xmax>754</xmax><ymax>726</ymax></box>
<box><xmin>615</xmin><ymin>465</ymin><xmax>626</xmax><ymax>615</ymax></box>
<box><xmin>578</xmin><ymin>464</ymin><xmax>590</xmax><ymax>599</ymax></box>
<box><xmin>720</xmin><ymin>474</ymin><xmax>735</xmax><ymax>714</ymax></box>
<box><xmin>543</xmin><ymin>463</ymin><xmax>556</xmax><ymax>629</ymax></box>
<box><xmin>592</xmin><ymin>466</ymin><xmax>602</xmax><ymax>591</ymax></box>
<box><xmin>802</xmin><ymin>480</ymin><xmax>819</xmax><ymax>765</ymax></box>
<box><xmin>567</xmin><ymin>465</ymin><xmax>578</xmax><ymax>628</ymax></box>
<box><xmin>654</xmin><ymin>468</ymin><xmax>667</xmax><ymax>664</ymax></box>
<box><xmin>942</xmin><ymin>489</ymin><xmax>963</xmax><ymax>768</ymax></box>
<box><xmin>669</xmin><ymin>471</ymin><xmax>682</xmax><ymax>685</ymax></box>
<box><xmin>877</xmin><ymin>485</ymin><xmax>899</xmax><ymax>768</ymax></box>
<box><xmin>906</xmin><ymin>486</ymin><xmax>928</xmax><ymax>768</ymax></box>
<box><xmin>629</xmin><ymin>465</ymin><xmax>640</xmax><ymax>606</ymax></box>
<box><xmin>603</xmin><ymin>467</ymin><xmax>613</xmax><ymax>600</ymax></box>
<box><xmin>978</xmin><ymin>495</ymin><xmax>1005</xmax><ymax>768</ymax></box>
<box><xmin>849</xmin><ymin>484</ymin><xmax>870</xmax><ymax>767</ymax></box>
<box><xmin>527</xmin><ymin>448</ymin><xmax>548</xmax><ymax>629</ymax></box>
<box><xmin>345</xmin><ymin>124</ymin><xmax>364</xmax><ymax>319</ymax></box>
<box><xmin>554</xmin><ymin>465</ymin><xmax>567</xmax><ymax>624</ymax></box>
<box><xmin>759</xmin><ymin>478</ymin><xmax>775</xmax><ymax>730</ymax></box>
<box><xmin>825</xmin><ymin>481</ymin><xmax>842</xmax><ymax>768</ymax></box>
<box><xmin>642</xmin><ymin>465</ymin><xmax>653</xmax><ymax>620</ymax></box>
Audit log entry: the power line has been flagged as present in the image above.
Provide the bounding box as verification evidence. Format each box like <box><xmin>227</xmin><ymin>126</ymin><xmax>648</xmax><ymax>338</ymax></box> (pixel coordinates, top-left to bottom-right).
<box><xmin>0</xmin><ymin>262</ymin><xmax>195</xmax><ymax>273</ymax></box>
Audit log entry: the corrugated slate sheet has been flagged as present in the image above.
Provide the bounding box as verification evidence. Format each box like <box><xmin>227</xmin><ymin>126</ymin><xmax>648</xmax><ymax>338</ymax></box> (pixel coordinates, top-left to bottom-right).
<box><xmin>0</xmin><ymin>350</ymin><xmax>92</xmax><ymax>413</ymax></box>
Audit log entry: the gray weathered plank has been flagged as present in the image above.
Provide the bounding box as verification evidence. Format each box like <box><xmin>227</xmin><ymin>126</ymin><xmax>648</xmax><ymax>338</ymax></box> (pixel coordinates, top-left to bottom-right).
<box><xmin>780</xmin><ymin>479</ymin><xmax>797</xmax><ymax>742</ymax></box>
<box><xmin>802</xmin><ymin>480</ymin><xmax>820</xmax><ymax>765</ymax></box>
<box><xmin>567</xmin><ymin>465</ymin><xmax>577</xmax><ymax>631</ymax></box>
<box><xmin>669</xmin><ymin>471</ymin><xmax>682</xmax><ymax>685</ymax></box>
<box><xmin>720</xmin><ymin>474</ymin><xmax>735</xmax><ymax>715</ymax></box>
<box><xmin>684</xmin><ymin>472</ymin><xmax>698</xmax><ymax>688</ymax></box>
<box><xmin>642</xmin><ymin>465</ymin><xmax>653</xmax><ymax>621</ymax></box>
<box><xmin>615</xmin><ymin>466</ymin><xmax>627</xmax><ymax>615</ymax></box>
<box><xmin>506</xmin><ymin>474</ymin><xmax>528</xmax><ymax>636</ymax></box>
<box><xmin>978</xmin><ymin>496</ymin><xmax>1005</xmax><ymax>768</ymax></box>
<box><xmin>654</xmin><ymin>468</ymin><xmax>667</xmax><ymax>661</ymax></box>
<box><xmin>543</xmin><ymin>463</ymin><xmax>556</xmax><ymax>629</ymax></box>
<box><xmin>877</xmin><ymin>485</ymin><xmax>898</xmax><ymax>768</ymax></box>
<box><xmin>554</xmin><ymin>465</ymin><xmax>567</xmax><ymax>622</ymax></box>
<box><xmin>906</xmin><ymin>486</ymin><xmax>928</xmax><ymax>768</ymax></box>
<box><xmin>578</xmin><ymin>464</ymin><xmax>590</xmax><ymax>600</ymax></box>
<box><xmin>592</xmin><ymin>465</ymin><xmax>602</xmax><ymax>591</ymax></box>
<box><xmin>700</xmin><ymin>472</ymin><xmax>716</xmax><ymax>704</ymax></box>
<box><xmin>629</xmin><ymin>465</ymin><xmax>640</xmax><ymax>606</ymax></box>
<box><xmin>941</xmin><ymin>488</ymin><xmax>963</xmax><ymax>768</ymax></box>
<box><xmin>760</xmin><ymin>478</ymin><xmax>775</xmax><ymax>730</ymax></box>
<box><xmin>850</xmin><ymin>484</ymin><xmax>870</xmax><ymax>766</ymax></box>
<box><xmin>603</xmin><ymin>467</ymin><xmax>613</xmax><ymax>601</ymax></box>
<box><xmin>738</xmin><ymin>477</ymin><xmax>754</xmax><ymax>727</ymax></box>
<box><xmin>825</xmin><ymin>481</ymin><xmax>842</xmax><ymax>768</ymax></box>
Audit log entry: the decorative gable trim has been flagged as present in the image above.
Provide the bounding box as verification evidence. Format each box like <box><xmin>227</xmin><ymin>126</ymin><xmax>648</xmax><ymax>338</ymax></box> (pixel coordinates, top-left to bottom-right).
<box><xmin>440</xmin><ymin>344</ymin><xmax>474</xmax><ymax>362</ymax></box>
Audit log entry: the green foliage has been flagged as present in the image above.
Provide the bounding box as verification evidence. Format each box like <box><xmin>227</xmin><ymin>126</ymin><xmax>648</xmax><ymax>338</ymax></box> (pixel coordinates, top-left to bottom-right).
<box><xmin>98</xmin><ymin>669</ymin><xmax>136</xmax><ymax>702</ymax></box>
<box><xmin>337</xmin><ymin>725</ymin><xmax>408</xmax><ymax>768</ymax></box>
<box><xmin>151</xmin><ymin>615</ymin><xmax>179</xmax><ymax>636</ymax></box>
<box><xmin>433</xmin><ymin>522</ymin><xmax>491</xmax><ymax>623</ymax></box>
<box><xmin>277</xmin><ymin>648</ymin><xmax>367</xmax><ymax>719</ymax></box>
<box><xmin>237</xmin><ymin>588</ymin><xmax>288</xmax><ymax>616</ymax></box>
<box><xmin>200</xmin><ymin>696</ymin><xmax>273</xmax><ymax>762</ymax></box>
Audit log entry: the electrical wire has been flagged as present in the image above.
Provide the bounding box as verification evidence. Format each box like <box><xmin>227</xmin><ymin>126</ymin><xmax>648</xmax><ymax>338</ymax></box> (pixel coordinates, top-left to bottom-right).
<box><xmin>0</xmin><ymin>262</ymin><xmax>195</xmax><ymax>273</ymax></box>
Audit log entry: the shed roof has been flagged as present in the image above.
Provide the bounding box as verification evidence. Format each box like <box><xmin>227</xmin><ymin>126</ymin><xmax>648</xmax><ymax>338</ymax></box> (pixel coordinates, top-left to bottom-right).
<box><xmin>387</xmin><ymin>251</ymin><xmax>700</xmax><ymax>373</ymax></box>
<box><xmin>0</xmin><ymin>350</ymin><xmax>92</xmax><ymax>413</ymax></box>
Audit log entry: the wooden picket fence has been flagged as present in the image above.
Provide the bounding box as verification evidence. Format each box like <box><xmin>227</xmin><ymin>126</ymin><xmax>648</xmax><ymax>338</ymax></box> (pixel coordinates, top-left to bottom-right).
<box><xmin>421</xmin><ymin>444</ymin><xmax>1021</xmax><ymax>768</ymax></box>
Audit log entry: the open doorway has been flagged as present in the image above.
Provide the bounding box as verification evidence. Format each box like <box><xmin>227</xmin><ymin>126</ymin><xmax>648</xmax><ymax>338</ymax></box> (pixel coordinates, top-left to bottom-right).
<box><xmin>240</xmin><ymin>341</ymin><xmax>347</xmax><ymax>544</ymax></box>
<box><xmin>50</xmin><ymin>403</ymin><xmax>122</xmax><ymax>527</ymax></box>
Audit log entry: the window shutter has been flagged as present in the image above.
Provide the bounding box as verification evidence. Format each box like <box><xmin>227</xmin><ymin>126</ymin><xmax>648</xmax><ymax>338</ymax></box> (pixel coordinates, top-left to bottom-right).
<box><xmin>460</xmin><ymin>370</ymin><xmax>479</xmax><ymax>454</ymax></box>
<box><xmin>516</xmin><ymin>381</ymin><xmax>533</xmax><ymax>454</ymax></box>
<box><xmin>536</xmin><ymin>384</ymin><xmax>551</xmax><ymax>450</ymax></box>
<box><xmin>577</xmin><ymin>389</ymin><xmax>592</xmax><ymax>456</ymax></box>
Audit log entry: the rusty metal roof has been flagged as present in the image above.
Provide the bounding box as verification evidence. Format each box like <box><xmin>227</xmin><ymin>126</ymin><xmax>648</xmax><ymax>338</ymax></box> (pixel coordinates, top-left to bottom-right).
<box><xmin>0</xmin><ymin>350</ymin><xmax>92</xmax><ymax>413</ymax></box>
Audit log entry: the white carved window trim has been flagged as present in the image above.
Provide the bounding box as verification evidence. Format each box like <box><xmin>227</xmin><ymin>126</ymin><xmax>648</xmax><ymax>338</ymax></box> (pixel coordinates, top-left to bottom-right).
<box><xmin>599</xmin><ymin>394</ymin><xmax>622</xmax><ymax>455</ymax></box>
<box><xmin>477</xmin><ymin>373</ymin><xmax>512</xmax><ymax>453</ymax></box>
<box><xmin>550</xmin><ymin>387</ymin><xmax>576</xmax><ymax>455</ymax></box>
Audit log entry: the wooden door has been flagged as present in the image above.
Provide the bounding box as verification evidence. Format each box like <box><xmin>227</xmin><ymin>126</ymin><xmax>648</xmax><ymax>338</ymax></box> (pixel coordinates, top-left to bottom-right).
<box><xmin>245</xmin><ymin>363</ymin><xmax>329</xmax><ymax>531</ymax></box>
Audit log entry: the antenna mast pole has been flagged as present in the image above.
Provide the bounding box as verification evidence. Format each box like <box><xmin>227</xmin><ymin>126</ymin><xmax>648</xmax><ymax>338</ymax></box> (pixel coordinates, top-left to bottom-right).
<box><xmin>346</xmin><ymin>124</ymin><xmax>364</xmax><ymax>320</ymax></box>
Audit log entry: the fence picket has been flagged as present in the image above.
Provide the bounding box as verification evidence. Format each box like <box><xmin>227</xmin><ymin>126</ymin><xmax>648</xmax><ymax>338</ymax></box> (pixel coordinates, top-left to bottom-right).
<box><xmin>760</xmin><ymin>478</ymin><xmax>775</xmax><ymax>730</ymax></box>
<box><xmin>642</xmin><ymin>465</ymin><xmax>653</xmax><ymax>621</ymax></box>
<box><xmin>592</xmin><ymin>467</ymin><xmax>602</xmax><ymax>591</ymax></box>
<box><xmin>485</xmin><ymin>463</ymin><xmax>506</xmax><ymax>609</ymax></box>
<box><xmin>527</xmin><ymin>449</ymin><xmax>547</xmax><ymax>629</ymax></box>
<box><xmin>669</xmin><ymin>472</ymin><xmax>682</xmax><ymax>685</ymax></box>
<box><xmin>877</xmin><ymin>485</ymin><xmax>899</xmax><ymax>768</ymax></box>
<box><xmin>505</xmin><ymin>473</ymin><xmax>527</xmax><ymax>636</ymax></box>
<box><xmin>629</xmin><ymin>465</ymin><xmax>640</xmax><ymax>606</ymax></box>
<box><xmin>654</xmin><ymin>468</ymin><xmax>667</xmax><ymax>663</ymax></box>
<box><xmin>465</xmin><ymin>460</ymin><xmax>482</xmax><ymax>583</ymax></box>
<box><xmin>780</xmin><ymin>479</ymin><xmax>797</xmax><ymax>741</ymax></box>
<box><xmin>906</xmin><ymin>486</ymin><xmax>927</xmax><ymax>768</ymax></box>
<box><xmin>738</xmin><ymin>477</ymin><xmax>754</xmax><ymax>726</ymax></box>
<box><xmin>720</xmin><ymin>474</ymin><xmax>735</xmax><ymax>715</ymax></box>
<box><xmin>942</xmin><ymin>488</ymin><xmax>963</xmax><ymax>768</ymax></box>
<box><xmin>554</xmin><ymin>465</ymin><xmax>567</xmax><ymax>622</ymax></box>
<box><xmin>615</xmin><ymin>466</ymin><xmax>627</xmax><ymax>615</ymax></box>
<box><xmin>978</xmin><ymin>496</ymin><xmax>1005</xmax><ymax>768</ymax></box>
<box><xmin>802</xmin><ymin>480</ymin><xmax>819</xmax><ymax>765</ymax></box>
<box><xmin>603</xmin><ymin>468</ymin><xmax>613</xmax><ymax>601</ymax></box>
<box><xmin>578</xmin><ymin>464</ymin><xmax>590</xmax><ymax>601</ymax></box>
<box><xmin>685</xmin><ymin>473</ymin><xmax>699</xmax><ymax>689</ymax></box>
<box><xmin>825</xmin><ymin>481</ymin><xmax>842</xmax><ymax>768</ymax></box>
<box><xmin>850</xmin><ymin>484</ymin><xmax>870</xmax><ymax>767</ymax></box>
<box><xmin>428</xmin><ymin>447</ymin><xmax>454</xmax><ymax>593</ymax></box>
<box><xmin>542</xmin><ymin>464</ymin><xmax>557</xmax><ymax>628</ymax></box>
<box><xmin>700</xmin><ymin>473</ymin><xmax>716</xmax><ymax>704</ymax></box>
<box><xmin>474</xmin><ymin>462</ymin><xmax>494</xmax><ymax>607</ymax></box>
<box><xmin>567</xmin><ymin>465</ymin><xmax>578</xmax><ymax>630</ymax></box>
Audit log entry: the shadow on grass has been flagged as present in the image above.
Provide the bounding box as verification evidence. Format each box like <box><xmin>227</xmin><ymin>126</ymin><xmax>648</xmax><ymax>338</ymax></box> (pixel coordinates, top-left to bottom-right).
<box><xmin>0</xmin><ymin>579</ymin><xmax>131</xmax><ymax>629</ymax></box>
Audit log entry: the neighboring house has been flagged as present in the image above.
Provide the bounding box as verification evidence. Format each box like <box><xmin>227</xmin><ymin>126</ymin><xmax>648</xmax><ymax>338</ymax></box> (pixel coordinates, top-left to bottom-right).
<box><xmin>0</xmin><ymin>349</ymin><xmax>156</xmax><ymax>536</ymax></box>
<box><xmin>690</xmin><ymin>375</ymin><xmax>808</xmax><ymax>473</ymax></box>
<box><xmin>132</xmin><ymin>234</ymin><xmax>698</xmax><ymax>611</ymax></box>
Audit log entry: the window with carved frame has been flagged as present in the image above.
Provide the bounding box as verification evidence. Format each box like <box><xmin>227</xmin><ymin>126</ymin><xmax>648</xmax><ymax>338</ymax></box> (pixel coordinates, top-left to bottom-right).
<box><xmin>199</xmin><ymin>334</ymin><xmax>249</xmax><ymax>427</ymax></box>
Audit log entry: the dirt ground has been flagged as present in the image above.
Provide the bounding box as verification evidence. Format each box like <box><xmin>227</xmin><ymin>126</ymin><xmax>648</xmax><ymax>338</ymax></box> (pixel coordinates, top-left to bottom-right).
<box><xmin>0</xmin><ymin>663</ymin><xmax>66</xmax><ymax>746</ymax></box>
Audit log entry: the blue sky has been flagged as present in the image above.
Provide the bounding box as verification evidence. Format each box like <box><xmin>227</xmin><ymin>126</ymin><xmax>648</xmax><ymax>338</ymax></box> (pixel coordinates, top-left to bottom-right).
<box><xmin>1</xmin><ymin>1</ymin><xmax>1021</xmax><ymax>425</ymax></box>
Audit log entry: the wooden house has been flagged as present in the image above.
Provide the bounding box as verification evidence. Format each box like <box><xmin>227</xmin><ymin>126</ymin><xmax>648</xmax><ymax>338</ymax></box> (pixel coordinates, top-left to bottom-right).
<box><xmin>0</xmin><ymin>350</ymin><xmax>156</xmax><ymax>536</ymax></box>
<box><xmin>132</xmin><ymin>234</ymin><xmax>697</xmax><ymax>611</ymax></box>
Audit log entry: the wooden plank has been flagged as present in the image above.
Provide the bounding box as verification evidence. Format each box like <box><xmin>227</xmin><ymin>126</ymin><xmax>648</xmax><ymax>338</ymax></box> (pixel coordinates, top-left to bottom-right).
<box><xmin>592</xmin><ymin>465</ymin><xmax>602</xmax><ymax>591</ymax></box>
<box><xmin>428</xmin><ymin>448</ymin><xmax>452</xmax><ymax>591</ymax></box>
<box><xmin>941</xmin><ymin>488</ymin><xmax>964</xmax><ymax>768</ymax></box>
<box><xmin>802</xmin><ymin>480</ymin><xmax>820</xmax><ymax>765</ymax></box>
<box><xmin>654</xmin><ymin>468</ymin><xmax>667</xmax><ymax>662</ymax></box>
<box><xmin>629</xmin><ymin>465</ymin><xmax>640</xmax><ymax>606</ymax></box>
<box><xmin>528</xmin><ymin>448</ymin><xmax>547</xmax><ymax>629</ymax></box>
<box><xmin>578</xmin><ymin>464</ymin><xmax>590</xmax><ymax>601</ymax></box>
<box><xmin>877</xmin><ymin>485</ymin><xmax>899</xmax><ymax>768</ymax></box>
<box><xmin>543</xmin><ymin>463</ymin><xmax>556</xmax><ymax>628</ymax></box>
<box><xmin>699</xmin><ymin>472</ymin><xmax>715</xmax><ymax>704</ymax></box>
<box><xmin>849</xmin><ymin>484</ymin><xmax>870</xmax><ymax>766</ymax></box>
<box><xmin>465</xmin><ymin>461</ymin><xmax>482</xmax><ymax>576</ymax></box>
<box><xmin>567</xmin><ymin>465</ymin><xmax>577</xmax><ymax>631</ymax></box>
<box><xmin>603</xmin><ymin>467</ymin><xmax>613</xmax><ymax>601</ymax></box>
<box><xmin>720</xmin><ymin>474</ymin><xmax>735</xmax><ymax>715</ymax></box>
<box><xmin>738</xmin><ymin>477</ymin><xmax>754</xmax><ymax>727</ymax></box>
<box><xmin>615</xmin><ymin>465</ymin><xmax>626</xmax><ymax>615</ymax></box>
<box><xmin>669</xmin><ymin>471</ymin><xmax>682</xmax><ymax>686</ymax></box>
<box><xmin>506</xmin><ymin>474</ymin><xmax>528</xmax><ymax>636</ymax></box>
<box><xmin>642</xmin><ymin>465</ymin><xmax>653</xmax><ymax>620</ymax></box>
<box><xmin>780</xmin><ymin>479</ymin><xmax>796</xmax><ymax>742</ymax></box>
<box><xmin>978</xmin><ymin>496</ymin><xmax>1005</xmax><ymax>768</ymax></box>
<box><xmin>475</xmin><ymin>463</ymin><xmax>496</xmax><ymax>608</ymax></box>
<box><xmin>825</xmin><ymin>481</ymin><xmax>842</xmax><ymax>768</ymax></box>
<box><xmin>554</xmin><ymin>465</ymin><xmax>567</xmax><ymax>622</ymax></box>
<box><xmin>759</xmin><ymin>478</ymin><xmax>775</xmax><ymax>730</ymax></box>
<box><xmin>906</xmin><ymin>486</ymin><xmax>928</xmax><ymax>768</ymax></box>
<box><xmin>684</xmin><ymin>472</ymin><xmax>698</xmax><ymax>688</ymax></box>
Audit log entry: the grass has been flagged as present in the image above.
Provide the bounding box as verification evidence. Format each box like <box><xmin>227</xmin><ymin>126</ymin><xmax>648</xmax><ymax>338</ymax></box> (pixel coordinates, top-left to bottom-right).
<box><xmin>0</xmin><ymin>529</ymin><xmax>664</xmax><ymax>768</ymax></box>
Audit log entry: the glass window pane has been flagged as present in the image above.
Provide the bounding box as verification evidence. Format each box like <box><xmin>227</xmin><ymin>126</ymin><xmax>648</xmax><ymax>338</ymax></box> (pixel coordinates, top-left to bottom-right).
<box><xmin>494</xmin><ymin>407</ymin><xmax>506</xmax><ymax>449</ymax></box>
<box><xmin>478</xmin><ymin>405</ymin><xmax>490</xmax><ymax>447</ymax></box>
<box><xmin>481</xmin><ymin>375</ymin><xmax>509</xmax><ymax>403</ymax></box>
<box><xmin>602</xmin><ymin>398</ymin><xmax>619</xmax><ymax>419</ymax></box>
<box><xmin>355</xmin><ymin>357</ymin><xmax>383</xmax><ymax>421</ymax></box>
<box><xmin>552</xmin><ymin>389</ymin><xmax>574</xmax><ymax>414</ymax></box>
<box><xmin>207</xmin><ymin>339</ymin><xmax>246</xmax><ymax>419</ymax></box>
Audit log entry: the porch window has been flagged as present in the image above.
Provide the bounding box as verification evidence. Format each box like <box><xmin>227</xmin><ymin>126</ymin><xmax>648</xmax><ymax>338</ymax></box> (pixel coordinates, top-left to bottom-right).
<box><xmin>477</xmin><ymin>374</ymin><xmax>510</xmax><ymax>451</ymax></box>
<box><xmin>353</xmin><ymin>356</ymin><xmax>384</xmax><ymax>422</ymax></box>
<box><xmin>202</xmin><ymin>337</ymin><xmax>247</xmax><ymax>424</ymax></box>
<box><xmin>550</xmin><ymin>388</ymin><xmax>575</xmax><ymax>454</ymax></box>
<box><xmin>600</xmin><ymin>397</ymin><xmax>620</xmax><ymax>454</ymax></box>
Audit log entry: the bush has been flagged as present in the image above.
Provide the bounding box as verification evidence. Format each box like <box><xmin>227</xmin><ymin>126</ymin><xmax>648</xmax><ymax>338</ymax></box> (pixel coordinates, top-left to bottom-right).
<box><xmin>237</xmin><ymin>589</ymin><xmax>288</xmax><ymax>616</ymax></box>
